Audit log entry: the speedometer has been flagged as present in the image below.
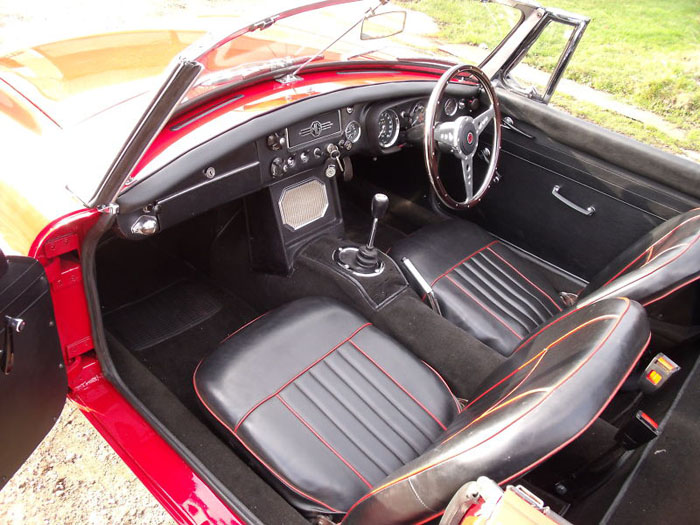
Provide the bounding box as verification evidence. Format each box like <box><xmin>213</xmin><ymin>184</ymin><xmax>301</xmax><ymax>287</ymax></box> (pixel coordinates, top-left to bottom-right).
<box><xmin>377</xmin><ymin>109</ymin><xmax>400</xmax><ymax>148</ymax></box>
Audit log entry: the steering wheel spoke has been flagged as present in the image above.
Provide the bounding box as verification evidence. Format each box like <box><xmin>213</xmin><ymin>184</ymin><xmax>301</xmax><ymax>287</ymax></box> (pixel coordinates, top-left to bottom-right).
<box><xmin>461</xmin><ymin>156</ymin><xmax>474</xmax><ymax>202</ymax></box>
<box><xmin>474</xmin><ymin>105</ymin><xmax>495</xmax><ymax>136</ymax></box>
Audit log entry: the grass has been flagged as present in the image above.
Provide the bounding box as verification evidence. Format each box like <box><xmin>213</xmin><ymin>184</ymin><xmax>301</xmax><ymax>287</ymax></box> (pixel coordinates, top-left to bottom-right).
<box><xmin>398</xmin><ymin>0</ymin><xmax>700</xmax><ymax>156</ymax></box>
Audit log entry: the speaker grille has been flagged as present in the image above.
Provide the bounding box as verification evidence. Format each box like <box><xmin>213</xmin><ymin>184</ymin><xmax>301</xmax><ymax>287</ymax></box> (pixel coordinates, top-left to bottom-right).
<box><xmin>278</xmin><ymin>178</ymin><xmax>329</xmax><ymax>230</ymax></box>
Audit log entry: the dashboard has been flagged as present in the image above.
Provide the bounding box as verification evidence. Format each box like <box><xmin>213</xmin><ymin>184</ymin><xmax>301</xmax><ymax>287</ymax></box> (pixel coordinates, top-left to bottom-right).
<box><xmin>116</xmin><ymin>81</ymin><xmax>482</xmax><ymax>248</ymax></box>
<box><xmin>258</xmin><ymin>93</ymin><xmax>482</xmax><ymax>181</ymax></box>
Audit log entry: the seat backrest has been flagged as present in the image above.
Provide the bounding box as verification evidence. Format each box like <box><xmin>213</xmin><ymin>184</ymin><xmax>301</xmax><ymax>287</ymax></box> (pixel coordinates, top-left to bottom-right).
<box><xmin>342</xmin><ymin>298</ymin><xmax>650</xmax><ymax>525</ymax></box>
<box><xmin>578</xmin><ymin>208</ymin><xmax>700</xmax><ymax>308</ymax></box>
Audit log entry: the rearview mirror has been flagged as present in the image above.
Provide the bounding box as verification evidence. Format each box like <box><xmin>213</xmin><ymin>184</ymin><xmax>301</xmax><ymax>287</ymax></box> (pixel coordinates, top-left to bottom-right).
<box><xmin>360</xmin><ymin>11</ymin><xmax>407</xmax><ymax>40</ymax></box>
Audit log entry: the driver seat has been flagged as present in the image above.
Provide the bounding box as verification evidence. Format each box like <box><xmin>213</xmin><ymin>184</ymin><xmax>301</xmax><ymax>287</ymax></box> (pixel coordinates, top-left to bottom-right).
<box><xmin>391</xmin><ymin>209</ymin><xmax>699</xmax><ymax>355</ymax></box>
<box><xmin>194</xmin><ymin>296</ymin><xmax>649</xmax><ymax>523</ymax></box>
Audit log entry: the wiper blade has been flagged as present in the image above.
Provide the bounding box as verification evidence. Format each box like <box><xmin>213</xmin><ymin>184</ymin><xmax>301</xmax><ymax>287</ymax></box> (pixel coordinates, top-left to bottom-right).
<box><xmin>198</xmin><ymin>55</ymin><xmax>323</xmax><ymax>87</ymax></box>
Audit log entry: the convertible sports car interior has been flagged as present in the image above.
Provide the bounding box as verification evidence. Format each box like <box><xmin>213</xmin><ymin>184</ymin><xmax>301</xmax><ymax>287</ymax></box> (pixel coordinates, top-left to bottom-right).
<box><xmin>90</xmin><ymin>60</ymin><xmax>699</xmax><ymax>524</ymax></box>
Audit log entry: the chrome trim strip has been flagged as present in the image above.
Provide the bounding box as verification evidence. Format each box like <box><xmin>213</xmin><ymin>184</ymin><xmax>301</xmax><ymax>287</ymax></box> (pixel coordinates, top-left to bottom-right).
<box><xmin>158</xmin><ymin>161</ymin><xmax>260</xmax><ymax>204</ymax></box>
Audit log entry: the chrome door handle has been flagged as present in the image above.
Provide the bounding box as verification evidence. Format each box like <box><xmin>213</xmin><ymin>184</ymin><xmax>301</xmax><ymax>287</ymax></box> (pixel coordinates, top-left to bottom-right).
<box><xmin>502</xmin><ymin>116</ymin><xmax>534</xmax><ymax>139</ymax></box>
<box><xmin>552</xmin><ymin>185</ymin><xmax>595</xmax><ymax>216</ymax></box>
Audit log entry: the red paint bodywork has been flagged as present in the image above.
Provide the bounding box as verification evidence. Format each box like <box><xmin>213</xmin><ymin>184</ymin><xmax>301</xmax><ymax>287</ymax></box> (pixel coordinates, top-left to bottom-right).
<box><xmin>27</xmin><ymin>66</ymin><xmax>443</xmax><ymax>524</ymax></box>
<box><xmin>29</xmin><ymin>209</ymin><xmax>245</xmax><ymax>524</ymax></box>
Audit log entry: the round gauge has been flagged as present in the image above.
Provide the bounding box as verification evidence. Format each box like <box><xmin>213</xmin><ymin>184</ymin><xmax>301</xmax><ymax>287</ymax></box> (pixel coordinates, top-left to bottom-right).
<box><xmin>345</xmin><ymin>120</ymin><xmax>361</xmax><ymax>143</ymax></box>
<box><xmin>377</xmin><ymin>109</ymin><xmax>400</xmax><ymax>148</ymax></box>
<box><xmin>409</xmin><ymin>102</ymin><xmax>426</xmax><ymax>127</ymax></box>
<box><xmin>443</xmin><ymin>97</ymin><xmax>458</xmax><ymax>117</ymax></box>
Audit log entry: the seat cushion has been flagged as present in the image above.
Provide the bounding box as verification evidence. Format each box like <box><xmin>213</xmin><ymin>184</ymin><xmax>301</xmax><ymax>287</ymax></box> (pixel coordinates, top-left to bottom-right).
<box><xmin>194</xmin><ymin>297</ymin><xmax>460</xmax><ymax>516</ymax></box>
<box><xmin>343</xmin><ymin>297</ymin><xmax>651</xmax><ymax>524</ymax></box>
<box><xmin>391</xmin><ymin>220</ymin><xmax>566</xmax><ymax>356</ymax></box>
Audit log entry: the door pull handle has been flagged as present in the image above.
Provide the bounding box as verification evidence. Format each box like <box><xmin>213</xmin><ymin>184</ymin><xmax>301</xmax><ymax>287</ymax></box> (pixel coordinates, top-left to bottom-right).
<box><xmin>502</xmin><ymin>116</ymin><xmax>534</xmax><ymax>139</ymax></box>
<box><xmin>552</xmin><ymin>185</ymin><xmax>595</xmax><ymax>216</ymax></box>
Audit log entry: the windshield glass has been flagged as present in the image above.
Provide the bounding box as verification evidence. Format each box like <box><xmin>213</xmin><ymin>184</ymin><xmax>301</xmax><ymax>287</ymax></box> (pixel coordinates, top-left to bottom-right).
<box><xmin>182</xmin><ymin>0</ymin><xmax>522</xmax><ymax>106</ymax></box>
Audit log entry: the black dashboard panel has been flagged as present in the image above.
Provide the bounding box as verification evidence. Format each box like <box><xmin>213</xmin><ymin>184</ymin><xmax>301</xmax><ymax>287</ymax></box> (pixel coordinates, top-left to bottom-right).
<box><xmin>114</xmin><ymin>80</ymin><xmax>481</xmax><ymax>241</ymax></box>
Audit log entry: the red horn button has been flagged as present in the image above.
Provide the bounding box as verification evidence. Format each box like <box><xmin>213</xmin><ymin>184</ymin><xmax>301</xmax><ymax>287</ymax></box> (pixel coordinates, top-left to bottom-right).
<box><xmin>467</xmin><ymin>131</ymin><xmax>474</xmax><ymax>145</ymax></box>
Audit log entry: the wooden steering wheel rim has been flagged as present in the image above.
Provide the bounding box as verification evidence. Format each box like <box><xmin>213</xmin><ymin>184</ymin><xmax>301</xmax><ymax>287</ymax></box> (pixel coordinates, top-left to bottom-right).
<box><xmin>423</xmin><ymin>64</ymin><xmax>502</xmax><ymax>210</ymax></box>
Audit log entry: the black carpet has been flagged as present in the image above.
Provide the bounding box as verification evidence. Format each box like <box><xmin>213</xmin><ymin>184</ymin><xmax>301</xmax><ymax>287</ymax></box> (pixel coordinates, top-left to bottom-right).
<box><xmin>105</xmin><ymin>279</ymin><xmax>257</xmax><ymax>413</ymax></box>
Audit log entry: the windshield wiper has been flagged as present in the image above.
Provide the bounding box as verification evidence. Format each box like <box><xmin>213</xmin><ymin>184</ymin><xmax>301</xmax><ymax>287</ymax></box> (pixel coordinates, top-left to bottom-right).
<box><xmin>276</xmin><ymin>0</ymin><xmax>390</xmax><ymax>84</ymax></box>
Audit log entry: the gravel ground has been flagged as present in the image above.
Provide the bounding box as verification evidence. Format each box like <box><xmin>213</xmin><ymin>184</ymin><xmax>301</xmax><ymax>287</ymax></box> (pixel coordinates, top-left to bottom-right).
<box><xmin>0</xmin><ymin>403</ymin><xmax>175</xmax><ymax>525</ymax></box>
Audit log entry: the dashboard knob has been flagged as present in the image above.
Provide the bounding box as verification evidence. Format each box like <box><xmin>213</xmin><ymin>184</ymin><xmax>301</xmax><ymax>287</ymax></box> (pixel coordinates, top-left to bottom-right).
<box><xmin>313</xmin><ymin>147</ymin><xmax>323</xmax><ymax>158</ymax></box>
<box><xmin>271</xmin><ymin>157</ymin><xmax>284</xmax><ymax>178</ymax></box>
<box><xmin>300</xmin><ymin>152</ymin><xmax>309</xmax><ymax>163</ymax></box>
<box><xmin>286</xmin><ymin>156</ymin><xmax>296</xmax><ymax>168</ymax></box>
<box><xmin>326</xmin><ymin>143</ymin><xmax>340</xmax><ymax>157</ymax></box>
<box><xmin>266</xmin><ymin>133</ymin><xmax>284</xmax><ymax>151</ymax></box>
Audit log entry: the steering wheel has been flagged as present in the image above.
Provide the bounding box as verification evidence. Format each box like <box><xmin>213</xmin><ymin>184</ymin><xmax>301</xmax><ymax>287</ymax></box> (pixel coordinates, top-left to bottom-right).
<box><xmin>423</xmin><ymin>64</ymin><xmax>502</xmax><ymax>210</ymax></box>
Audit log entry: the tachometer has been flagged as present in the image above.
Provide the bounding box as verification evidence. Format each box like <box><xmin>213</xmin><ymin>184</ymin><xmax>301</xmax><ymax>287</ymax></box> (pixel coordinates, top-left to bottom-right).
<box><xmin>345</xmin><ymin>120</ymin><xmax>361</xmax><ymax>143</ymax></box>
<box><xmin>377</xmin><ymin>109</ymin><xmax>400</xmax><ymax>148</ymax></box>
<box><xmin>443</xmin><ymin>97</ymin><xmax>458</xmax><ymax>117</ymax></box>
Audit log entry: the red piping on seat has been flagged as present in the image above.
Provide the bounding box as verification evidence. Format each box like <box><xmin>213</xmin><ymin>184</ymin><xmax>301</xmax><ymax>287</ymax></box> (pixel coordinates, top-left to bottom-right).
<box><xmin>498</xmin><ymin>330</ymin><xmax>652</xmax><ymax>485</ymax></box>
<box><xmin>234</xmin><ymin>323</ymin><xmax>372</xmax><ymax>432</ymax></box>
<box><xmin>430</xmin><ymin>240</ymin><xmax>499</xmax><ymax>287</ymax></box>
<box><xmin>276</xmin><ymin>394</ymin><xmax>373</xmax><ymax>489</ymax></box>
<box><xmin>643</xmin><ymin>274</ymin><xmax>700</xmax><ymax>306</ymax></box>
<box><xmin>445</xmin><ymin>310</ymin><xmax>625</xmax><ymax>445</ymax></box>
<box><xmin>592</xmin><ymin>230</ymin><xmax>698</xmax><ymax>303</ymax></box>
<box><xmin>342</xmin><ymin>299</ymin><xmax>635</xmax><ymax>521</ymax></box>
<box><xmin>509</xmin><ymin>306</ymin><xmax>582</xmax><ymax>356</ymax></box>
<box><xmin>219</xmin><ymin>312</ymin><xmax>269</xmax><ymax>344</ymax></box>
<box><xmin>349</xmin><ymin>340</ymin><xmax>448</xmax><ymax>431</ymax></box>
<box><xmin>487</xmin><ymin>246</ymin><xmax>562</xmax><ymax>311</ymax></box>
<box><xmin>421</xmin><ymin>360</ymin><xmax>462</xmax><ymax>413</ymax></box>
<box><xmin>192</xmin><ymin>366</ymin><xmax>341</xmax><ymax>513</ymax></box>
<box><xmin>466</xmin><ymin>314</ymin><xmax>619</xmax><ymax>411</ymax></box>
<box><xmin>444</xmin><ymin>274</ymin><xmax>521</xmax><ymax>339</ymax></box>
<box><xmin>601</xmin><ymin>212</ymin><xmax>700</xmax><ymax>287</ymax></box>
<box><xmin>415</xmin><ymin>510</ymin><xmax>446</xmax><ymax>524</ymax></box>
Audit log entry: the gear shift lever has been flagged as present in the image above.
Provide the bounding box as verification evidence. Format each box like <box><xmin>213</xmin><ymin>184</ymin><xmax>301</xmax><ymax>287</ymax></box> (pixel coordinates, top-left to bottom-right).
<box><xmin>335</xmin><ymin>193</ymin><xmax>389</xmax><ymax>275</ymax></box>
<box><xmin>367</xmin><ymin>193</ymin><xmax>389</xmax><ymax>250</ymax></box>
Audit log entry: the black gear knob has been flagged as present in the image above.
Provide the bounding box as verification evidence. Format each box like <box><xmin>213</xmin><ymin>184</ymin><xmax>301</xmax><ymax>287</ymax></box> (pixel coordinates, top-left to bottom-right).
<box><xmin>371</xmin><ymin>193</ymin><xmax>389</xmax><ymax>220</ymax></box>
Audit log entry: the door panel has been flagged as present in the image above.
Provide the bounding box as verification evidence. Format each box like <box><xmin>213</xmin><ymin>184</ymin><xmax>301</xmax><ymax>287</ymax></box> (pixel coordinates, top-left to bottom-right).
<box><xmin>0</xmin><ymin>254</ymin><xmax>66</xmax><ymax>490</ymax></box>
<box><xmin>470</xmin><ymin>91</ymin><xmax>700</xmax><ymax>281</ymax></box>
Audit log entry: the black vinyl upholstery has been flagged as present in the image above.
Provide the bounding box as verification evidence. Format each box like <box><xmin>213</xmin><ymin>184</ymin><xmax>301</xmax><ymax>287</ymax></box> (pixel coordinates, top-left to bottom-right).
<box><xmin>392</xmin><ymin>209</ymin><xmax>699</xmax><ymax>355</ymax></box>
<box><xmin>578</xmin><ymin>208</ymin><xmax>700</xmax><ymax>307</ymax></box>
<box><xmin>343</xmin><ymin>297</ymin><xmax>649</xmax><ymax>524</ymax></box>
<box><xmin>194</xmin><ymin>297</ymin><xmax>459</xmax><ymax>515</ymax></box>
<box><xmin>391</xmin><ymin>220</ymin><xmax>566</xmax><ymax>355</ymax></box>
<box><xmin>195</xmin><ymin>296</ymin><xmax>649</xmax><ymax>523</ymax></box>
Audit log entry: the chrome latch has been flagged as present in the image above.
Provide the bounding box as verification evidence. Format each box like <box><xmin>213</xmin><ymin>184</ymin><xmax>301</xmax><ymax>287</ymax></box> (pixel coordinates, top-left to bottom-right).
<box><xmin>1</xmin><ymin>315</ymin><xmax>25</xmax><ymax>375</ymax></box>
<box><xmin>96</xmin><ymin>203</ymin><xmax>120</xmax><ymax>215</ymax></box>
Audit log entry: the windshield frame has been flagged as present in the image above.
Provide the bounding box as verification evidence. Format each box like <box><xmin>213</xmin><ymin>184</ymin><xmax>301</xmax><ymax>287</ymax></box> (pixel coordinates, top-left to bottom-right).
<box><xmin>89</xmin><ymin>0</ymin><xmax>543</xmax><ymax>209</ymax></box>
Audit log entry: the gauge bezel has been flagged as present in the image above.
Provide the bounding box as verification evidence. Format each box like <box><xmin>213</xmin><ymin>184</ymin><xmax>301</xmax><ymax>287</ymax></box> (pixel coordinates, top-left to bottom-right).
<box><xmin>409</xmin><ymin>101</ymin><xmax>426</xmax><ymax>127</ymax></box>
<box><xmin>443</xmin><ymin>97</ymin><xmax>458</xmax><ymax>117</ymax></box>
<box><xmin>377</xmin><ymin>108</ymin><xmax>400</xmax><ymax>148</ymax></box>
<box><xmin>344</xmin><ymin>120</ymin><xmax>362</xmax><ymax>143</ymax></box>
